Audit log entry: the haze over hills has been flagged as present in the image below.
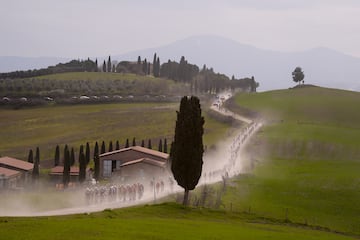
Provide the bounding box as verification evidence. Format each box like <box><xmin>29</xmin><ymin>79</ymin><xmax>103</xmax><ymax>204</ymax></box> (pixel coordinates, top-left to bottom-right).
<box><xmin>117</xmin><ymin>35</ymin><xmax>360</xmax><ymax>92</ymax></box>
<box><xmin>2</xmin><ymin>35</ymin><xmax>360</xmax><ymax>92</ymax></box>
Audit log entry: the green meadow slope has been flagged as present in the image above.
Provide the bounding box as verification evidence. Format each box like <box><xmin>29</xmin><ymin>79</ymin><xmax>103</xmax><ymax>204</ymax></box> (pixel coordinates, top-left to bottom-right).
<box><xmin>223</xmin><ymin>86</ymin><xmax>360</xmax><ymax>235</ymax></box>
<box><xmin>0</xmin><ymin>102</ymin><xmax>230</xmax><ymax>163</ymax></box>
<box><xmin>0</xmin><ymin>203</ymin><xmax>356</xmax><ymax>240</ymax></box>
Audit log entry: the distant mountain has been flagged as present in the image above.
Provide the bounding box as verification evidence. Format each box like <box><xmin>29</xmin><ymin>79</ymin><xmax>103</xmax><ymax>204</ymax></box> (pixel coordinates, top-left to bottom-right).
<box><xmin>0</xmin><ymin>56</ymin><xmax>70</xmax><ymax>73</ymax></box>
<box><xmin>115</xmin><ymin>35</ymin><xmax>360</xmax><ymax>92</ymax></box>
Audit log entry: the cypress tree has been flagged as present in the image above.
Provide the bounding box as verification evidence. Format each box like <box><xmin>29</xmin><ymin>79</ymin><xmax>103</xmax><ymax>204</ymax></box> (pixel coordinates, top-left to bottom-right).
<box><xmin>32</xmin><ymin>147</ymin><xmax>40</xmax><ymax>180</ymax></box>
<box><xmin>63</xmin><ymin>146</ymin><xmax>71</xmax><ymax>187</ymax></box>
<box><xmin>116</xmin><ymin>140</ymin><xmax>120</xmax><ymax>150</ymax></box>
<box><xmin>28</xmin><ymin>149</ymin><xmax>33</xmax><ymax>163</ymax></box>
<box><xmin>101</xmin><ymin>141</ymin><xmax>106</xmax><ymax>154</ymax></box>
<box><xmin>142</xmin><ymin>58</ymin><xmax>147</xmax><ymax>74</ymax></box>
<box><xmin>132</xmin><ymin>137</ymin><xmax>136</xmax><ymax>146</ymax></box>
<box><xmin>148</xmin><ymin>62</ymin><xmax>151</xmax><ymax>75</ymax></box>
<box><xmin>102</xmin><ymin>60</ymin><xmax>106</xmax><ymax>72</ymax></box>
<box><xmin>153</xmin><ymin>53</ymin><xmax>157</xmax><ymax>76</ymax></box>
<box><xmin>109</xmin><ymin>140</ymin><xmax>113</xmax><ymax>152</ymax></box>
<box><xmin>170</xmin><ymin>96</ymin><xmax>204</xmax><ymax>206</ymax></box>
<box><xmin>163</xmin><ymin>138</ymin><xmax>168</xmax><ymax>153</ymax></box>
<box><xmin>94</xmin><ymin>141</ymin><xmax>100</xmax><ymax>181</ymax></box>
<box><xmin>125</xmin><ymin>138</ymin><xmax>129</xmax><ymax>148</ymax></box>
<box><xmin>70</xmin><ymin>147</ymin><xmax>75</xmax><ymax>166</ymax></box>
<box><xmin>95</xmin><ymin>58</ymin><xmax>98</xmax><ymax>72</ymax></box>
<box><xmin>79</xmin><ymin>150</ymin><xmax>86</xmax><ymax>183</ymax></box>
<box><xmin>137</xmin><ymin>56</ymin><xmax>141</xmax><ymax>65</ymax></box>
<box><xmin>141</xmin><ymin>139</ymin><xmax>145</xmax><ymax>147</ymax></box>
<box><xmin>85</xmin><ymin>142</ymin><xmax>90</xmax><ymax>164</ymax></box>
<box><xmin>107</xmin><ymin>56</ymin><xmax>111</xmax><ymax>73</ymax></box>
<box><xmin>158</xmin><ymin>139</ymin><xmax>163</xmax><ymax>152</ymax></box>
<box><xmin>54</xmin><ymin>145</ymin><xmax>60</xmax><ymax>166</ymax></box>
<box><xmin>79</xmin><ymin>145</ymin><xmax>84</xmax><ymax>166</ymax></box>
<box><xmin>148</xmin><ymin>139</ymin><xmax>152</xmax><ymax>149</ymax></box>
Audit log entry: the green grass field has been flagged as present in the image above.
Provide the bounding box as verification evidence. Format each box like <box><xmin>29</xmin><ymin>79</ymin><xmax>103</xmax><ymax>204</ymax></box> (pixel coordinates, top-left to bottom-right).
<box><xmin>0</xmin><ymin>203</ymin><xmax>356</xmax><ymax>240</ymax></box>
<box><xmin>222</xmin><ymin>86</ymin><xmax>360</xmax><ymax>235</ymax></box>
<box><xmin>0</xmin><ymin>102</ymin><xmax>230</xmax><ymax>164</ymax></box>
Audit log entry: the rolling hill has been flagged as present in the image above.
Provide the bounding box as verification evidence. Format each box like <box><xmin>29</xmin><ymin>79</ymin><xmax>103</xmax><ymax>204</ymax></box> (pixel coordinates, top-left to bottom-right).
<box><xmin>222</xmin><ymin>86</ymin><xmax>360</xmax><ymax>235</ymax></box>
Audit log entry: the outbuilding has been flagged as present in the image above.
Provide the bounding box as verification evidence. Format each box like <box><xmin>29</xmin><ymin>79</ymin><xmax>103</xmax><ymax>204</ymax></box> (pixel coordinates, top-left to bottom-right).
<box><xmin>0</xmin><ymin>156</ymin><xmax>33</xmax><ymax>185</ymax></box>
<box><xmin>0</xmin><ymin>167</ymin><xmax>21</xmax><ymax>189</ymax></box>
<box><xmin>99</xmin><ymin>146</ymin><xmax>169</xmax><ymax>181</ymax></box>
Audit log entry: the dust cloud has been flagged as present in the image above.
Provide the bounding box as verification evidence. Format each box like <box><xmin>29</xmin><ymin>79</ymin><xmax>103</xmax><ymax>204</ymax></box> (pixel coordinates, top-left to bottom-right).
<box><xmin>0</xmin><ymin>94</ymin><xmax>262</xmax><ymax>217</ymax></box>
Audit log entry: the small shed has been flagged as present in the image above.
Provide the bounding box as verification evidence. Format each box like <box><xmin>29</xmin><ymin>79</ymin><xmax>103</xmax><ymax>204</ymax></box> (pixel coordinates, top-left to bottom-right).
<box><xmin>0</xmin><ymin>156</ymin><xmax>33</xmax><ymax>185</ymax></box>
<box><xmin>99</xmin><ymin>146</ymin><xmax>169</xmax><ymax>180</ymax></box>
<box><xmin>0</xmin><ymin>167</ymin><xmax>21</xmax><ymax>189</ymax></box>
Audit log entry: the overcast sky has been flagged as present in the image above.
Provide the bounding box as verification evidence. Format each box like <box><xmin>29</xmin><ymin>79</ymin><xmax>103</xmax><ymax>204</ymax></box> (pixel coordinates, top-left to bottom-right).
<box><xmin>1</xmin><ymin>0</ymin><xmax>360</xmax><ymax>58</ymax></box>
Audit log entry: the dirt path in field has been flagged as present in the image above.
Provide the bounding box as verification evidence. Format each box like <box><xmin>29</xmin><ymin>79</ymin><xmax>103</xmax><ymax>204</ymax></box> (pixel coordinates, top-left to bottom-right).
<box><xmin>2</xmin><ymin>93</ymin><xmax>262</xmax><ymax>217</ymax></box>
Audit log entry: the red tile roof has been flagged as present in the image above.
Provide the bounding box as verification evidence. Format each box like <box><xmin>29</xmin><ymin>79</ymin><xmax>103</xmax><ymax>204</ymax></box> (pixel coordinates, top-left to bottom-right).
<box><xmin>100</xmin><ymin>146</ymin><xmax>169</xmax><ymax>159</ymax></box>
<box><xmin>0</xmin><ymin>156</ymin><xmax>33</xmax><ymax>171</ymax></box>
<box><xmin>0</xmin><ymin>167</ymin><xmax>21</xmax><ymax>178</ymax></box>
<box><xmin>49</xmin><ymin>166</ymin><xmax>89</xmax><ymax>176</ymax></box>
<box><xmin>120</xmin><ymin>158</ymin><xmax>166</xmax><ymax>168</ymax></box>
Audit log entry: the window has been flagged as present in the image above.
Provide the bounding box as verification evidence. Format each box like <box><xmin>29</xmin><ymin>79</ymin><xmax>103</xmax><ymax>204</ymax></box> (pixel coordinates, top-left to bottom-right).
<box><xmin>103</xmin><ymin>160</ymin><xmax>112</xmax><ymax>177</ymax></box>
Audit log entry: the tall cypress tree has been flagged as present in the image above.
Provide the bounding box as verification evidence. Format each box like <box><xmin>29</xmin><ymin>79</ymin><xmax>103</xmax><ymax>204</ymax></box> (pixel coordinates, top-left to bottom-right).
<box><xmin>94</xmin><ymin>141</ymin><xmax>100</xmax><ymax>181</ymax></box>
<box><xmin>70</xmin><ymin>147</ymin><xmax>75</xmax><ymax>166</ymax></box>
<box><xmin>153</xmin><ymin>53</ymin><xmax>157</xmax><ymax>76</ymax></box>
<box><xmin>28</xmin><ymin>149</ymin><xmax>33</xmax><ymax>163</ymax></box>
<box><xmin>102</xmin><ymin>60</ymin><xmax>106</xmax><ymax>72</ymax></box>
<box><xmin>158</xmin><ymin>139</ymin><xmax>163</xmax><ymax>152</ymax></box>
<box><xmin>32</xmin><ymin>147</ymin><xmax>40</xmax><ymax>181</ymax></box>
<box><xmin>125</xmin><ymin>138</ymin><xmax>129</xmax><ymax>148</ymax></box>
<box><xmin>163</xmin><ymin>138</ymin><xmax>168</xmax><ymax>153</ymax></box>
<box><xmin>85</xmin><ymin>142</ymin><xmax>90</xmax><ymax>164</ymax></box>
<box><xmin>107</xmin><ymin>56</ymin><xmax>111</xmax><ymax>73</ymax></box>
<box><xmin>132</xmin><ymin>137</ymin><xmax>136</xmax><ymax>146</ymax></box>
<box><xmin>79</xmin><ymin>150</ymin><xmax>86</xmax><ymax>183</ymax></box>
<box><xmin>95</xmin><ymin>58</ymin><xmax>98</xmax><ymax>72</ymax></box>
<box><xmin>148</xmin><ymin>139</ymin><xmax>152</xmax><ymax>149</ymax></box>
<box><xmin>63</xmin><ymin>146</ymin><xmax>71</xmax><ymax>187</ymax></box>
<box><xmin>141</xmin><ymin>139</ymin><xmax>145</xmax><ymax>147</ymax></box>
<box><xmin>116</xmin><ymin>140</ymin><xmax>120</xmax><ymax>150</ymax></box>
<box><xmin>54</xmin><ymin>145</ymin><xmax>60</xmax><ymax>166</ymax></box>
<box><xmin>170</xmin><ymin>96</ymin><xmax>204</xmax><ymax>206</ymax></box>
<box><xmin>79</xmin><ymin>145</ymin><xmax>84</xmax><ymax>166</ymax></box>
<box><xmin>109</xmin><ymin>140</ymin><xmax>113</xmax><ymax>152</ymax></box>
<box><xmin>101</xmin><ymin>141</ymin><xmax>106</xmax><ymax>154</ymax></box>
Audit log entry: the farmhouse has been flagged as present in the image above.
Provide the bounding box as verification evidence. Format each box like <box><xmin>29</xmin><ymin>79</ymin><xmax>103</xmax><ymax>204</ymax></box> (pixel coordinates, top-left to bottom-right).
<box><xmin>99</xmin><ymin>146</ymin><xmax>169</xmax><ymax>181</ymax></box>
<box><xmin>0</xmin><ymin>156</ymin><xmax>33</xmax><ymax>185</ymax></box>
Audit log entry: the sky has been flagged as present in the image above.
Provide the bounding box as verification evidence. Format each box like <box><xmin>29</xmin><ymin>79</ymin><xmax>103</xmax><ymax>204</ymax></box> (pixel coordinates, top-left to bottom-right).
<box><xmin>1</xmin><ymin>0</ymin><xmax>360</xmax><ymax>58</ymax></box>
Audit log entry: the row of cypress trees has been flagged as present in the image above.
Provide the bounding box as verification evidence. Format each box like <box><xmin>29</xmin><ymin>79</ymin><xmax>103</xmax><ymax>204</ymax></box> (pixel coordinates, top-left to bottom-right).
<box><xmin>26</xmin><ymin>137</ymin><xmax>168</xmax><ymax>186</ymax></box>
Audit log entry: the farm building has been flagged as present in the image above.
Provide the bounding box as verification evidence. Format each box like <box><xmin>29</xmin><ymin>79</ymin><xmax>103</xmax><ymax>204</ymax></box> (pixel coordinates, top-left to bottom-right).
<box><xmin>99</xmin><ymin>146</ymin><xmax>169</xmax><ymax>181</ymax></box>
<box><xmin>0</xmin><ymin>156</ymin><xmax>33</xmax><ymax>185</ymax></box>
<box><xmin>49</xmin><ymin>166</ymin><xmax>92</xmax><ymax>183</ymax></box>
<box><xmin>0</xmin><ymin>167</ymin><xmax>21</xmax><ymax>189</ymax></box>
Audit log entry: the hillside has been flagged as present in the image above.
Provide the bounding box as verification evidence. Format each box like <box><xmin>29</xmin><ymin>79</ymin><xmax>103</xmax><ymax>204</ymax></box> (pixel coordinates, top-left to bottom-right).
<box><xmin>0</xmin><ymin>72</ymin><xmax>189</xmax><ymax>99</ymax></box>
<box><xmin>223</xmin><ymin>86</ymin><xmax>360</xmax><ymax>235</ymax></box>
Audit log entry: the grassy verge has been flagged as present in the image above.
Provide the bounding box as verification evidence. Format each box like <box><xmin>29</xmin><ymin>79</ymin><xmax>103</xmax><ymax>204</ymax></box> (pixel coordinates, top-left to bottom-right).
<box><xmin>0</xmin><ymin>203</ymin><xmax>356</xmax><ymax>240</ymax></box>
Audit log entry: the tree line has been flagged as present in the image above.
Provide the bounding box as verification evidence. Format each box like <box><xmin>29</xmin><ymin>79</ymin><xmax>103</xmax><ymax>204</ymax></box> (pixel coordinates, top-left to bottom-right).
<box><xmin>1</xmin><ymin>53</ymin><xmax>259</xmax><ymax>95</ymax></box>
<box><xmin>27</xmin><ymin>137</ymin><xmax>168</xmax><ymax>188</ymax></box>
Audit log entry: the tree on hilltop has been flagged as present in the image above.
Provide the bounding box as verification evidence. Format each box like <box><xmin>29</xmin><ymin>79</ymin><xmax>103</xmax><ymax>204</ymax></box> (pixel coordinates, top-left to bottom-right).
<box><xmin>107</xmin><ymin>56</ymin><xmax>112</xmax><ymax>73</ymax></box>
<box><xmin>102</xmin><ymin>60</ymin><xmax>106</xmax><ymax>72</ymax></box>
<box><xmin>170</xmin><ymin>96</ymin><xmax>204</xmax><ymax>206</ymax></box>
<box><xmin>292</xmin><ymin>67</ymin><xmax>305</xmax><ymax>85</ymax></box>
